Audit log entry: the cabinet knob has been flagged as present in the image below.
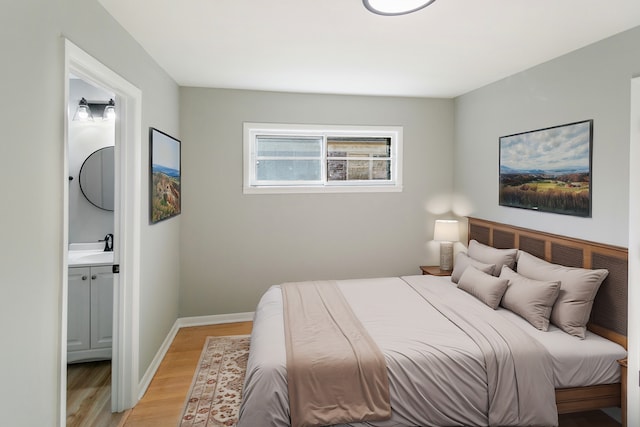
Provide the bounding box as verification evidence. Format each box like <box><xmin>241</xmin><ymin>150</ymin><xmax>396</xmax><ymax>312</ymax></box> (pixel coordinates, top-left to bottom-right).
<box><xmin>82</xmin><ymin>275</ymin><xmax>88</xmax><ymax>280</ymax></box>
<box><xmin>92</xmin><ymin>275</ymin><xmax>97</xmax><ymax>280</ymax></box>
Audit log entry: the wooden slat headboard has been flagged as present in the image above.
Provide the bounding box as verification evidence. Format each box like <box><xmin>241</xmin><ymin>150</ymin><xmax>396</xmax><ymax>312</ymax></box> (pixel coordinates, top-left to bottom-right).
<box><xmin>467</xmin><ymin>217</ymin><xmax>628</xmax><ymax>348</ymax></box>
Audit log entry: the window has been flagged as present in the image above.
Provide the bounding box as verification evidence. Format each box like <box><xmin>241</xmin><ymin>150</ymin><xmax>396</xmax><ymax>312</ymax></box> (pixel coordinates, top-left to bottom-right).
<box><xmin>243</xmin><ymin>123</ymin><xmax>403</xmax><ymax>194</ymax></box>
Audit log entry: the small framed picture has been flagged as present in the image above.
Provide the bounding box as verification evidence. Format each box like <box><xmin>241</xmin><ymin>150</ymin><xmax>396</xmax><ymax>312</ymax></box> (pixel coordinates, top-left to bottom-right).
<box><xmin>150</xmin><ymin>127</ymin><xmax>181</xmax><ymax>223</ymax></box>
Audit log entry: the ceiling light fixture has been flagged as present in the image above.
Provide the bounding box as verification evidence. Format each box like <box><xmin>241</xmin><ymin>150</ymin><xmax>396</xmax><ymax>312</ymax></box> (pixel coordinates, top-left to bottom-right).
<box><xmin>363</xmin><ymin>0</ymin><xmax>437</xmax><ymax>16</ymax></box>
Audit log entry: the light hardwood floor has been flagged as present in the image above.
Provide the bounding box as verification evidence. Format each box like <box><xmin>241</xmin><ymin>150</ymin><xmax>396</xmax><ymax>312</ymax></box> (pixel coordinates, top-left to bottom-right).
<box><xmin>117</xmin><ymin>322</ymin><xmax>619</xmax><ymax>427</ymax></box>
<box><xmin>123</xmin><ymin>322</ymin><xmax>252</xmax><ymax>426</ymax></box>
<box><xmin>66</xmin><ymin>361</ymin><xmax>126</xmax><ymax>427</ymax></box>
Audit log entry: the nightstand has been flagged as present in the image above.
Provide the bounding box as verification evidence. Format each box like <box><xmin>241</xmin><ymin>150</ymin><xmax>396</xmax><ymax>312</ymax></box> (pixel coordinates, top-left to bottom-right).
<box><xmin>420</xmin><ymin>266</ymin><xmax>452</xmax><ymax>276</ymax></box>
<box><xmin>619</xmin><ymin>358</ymin><xmax>627</xmax><ymax>427</ymax></box>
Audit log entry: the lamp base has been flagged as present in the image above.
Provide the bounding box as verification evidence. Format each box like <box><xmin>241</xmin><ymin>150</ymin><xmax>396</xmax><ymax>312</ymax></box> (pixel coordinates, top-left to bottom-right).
<box><xmin>439</xmin><ymin>241</ymin><xmax>454</xmax><ymax>271</ymax></box>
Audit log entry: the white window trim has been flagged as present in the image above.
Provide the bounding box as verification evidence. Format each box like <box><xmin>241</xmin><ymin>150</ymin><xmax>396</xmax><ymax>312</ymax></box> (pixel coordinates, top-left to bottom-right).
<box><xmin>243</xmin><ymin>122</ymin><xmax>403</xmax><ymax>194</ymax></box>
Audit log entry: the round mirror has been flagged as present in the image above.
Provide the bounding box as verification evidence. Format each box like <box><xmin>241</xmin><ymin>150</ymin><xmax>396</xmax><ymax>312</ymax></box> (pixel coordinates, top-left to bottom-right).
<box><xmin>79</xmin><ymin>146</ymin><xmax>114</xmax><ymax>211</ymax></box>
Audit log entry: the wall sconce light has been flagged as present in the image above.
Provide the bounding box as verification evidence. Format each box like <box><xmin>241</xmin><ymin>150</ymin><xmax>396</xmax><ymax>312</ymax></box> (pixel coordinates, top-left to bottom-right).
<box><xmin>73</xmin><ymin>97</ymin><xmax>116</xmax><ymax>121</ymax></box>
<box><xmin>363</xmin><ymin>0</ymin><xmax>437</xmax><ymax>16</ymax></box>
<box><xmin>103</xmin><ymin>99</ymin><xmax>116</xmax><ymax>121</ymax></box>
<box><xmin>73</xmin><ymin>97</ymin><xmax>93</xmax><ymax>121</ymax></box>
<box><xmin>434</xmin><ymin>219</ymin><xmax>459</xmax><ymax>271</ymax></box>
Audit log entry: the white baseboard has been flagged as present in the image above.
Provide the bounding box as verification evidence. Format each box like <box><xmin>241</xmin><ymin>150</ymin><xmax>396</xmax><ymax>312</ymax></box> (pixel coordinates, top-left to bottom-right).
<box><xmin>136</xmin><ymin>311</ymin><xmax>254</xmax><ymax>400</ymax></box>
<box><xmin>177</xmin><ymin>311</ymin><xmax>254</xmax><ymax>328</ymax></box>
<box><xmin>136</xmin><ymin>319</ymin><xmax>180</xmax><ymax>401</ymax></box>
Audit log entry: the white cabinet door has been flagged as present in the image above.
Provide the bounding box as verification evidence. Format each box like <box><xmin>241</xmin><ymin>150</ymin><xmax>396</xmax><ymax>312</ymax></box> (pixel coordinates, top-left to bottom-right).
<box><xmin>68</xmin><ymin>265</ymin><xmax>114</xmax><ymax>362</ymax></box>
<box><xmin>90</xmin><ymin>265</ymin><xmax>113</xmax><ymax>349</ymax></box>
<box><xmin>67</xmin><ymin>267</ymin><xmax>91</xmax><ymax>352</ymax></box>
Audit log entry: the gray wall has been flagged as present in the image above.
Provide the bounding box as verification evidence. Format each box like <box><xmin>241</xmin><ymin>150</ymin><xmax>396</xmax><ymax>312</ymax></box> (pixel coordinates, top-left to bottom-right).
<box><xmin>63</xmin><ymin>0</ymin><xmax>182</xmax><ymax>388</ymax></box>
<box><xmin>0</xmin><ymin>1</ymin><xmax>180</xmax><ymax>424</ymax></box>
<box><xmin>179</xmin><ymin>88</ymin><xmax>455</xmax><ymax>316</ymax></box>
<box><xmin>454</xmin><ymin>26</ymin><xmax>640</xmax><ymax>247</ymax></box>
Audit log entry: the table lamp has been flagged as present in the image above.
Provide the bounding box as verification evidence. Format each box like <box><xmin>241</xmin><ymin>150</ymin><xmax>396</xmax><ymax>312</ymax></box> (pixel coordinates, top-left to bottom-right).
<box><xmin>434</xmin><ymin>219</ymin><xmax>459</xmax><ymax>271</ymax></box>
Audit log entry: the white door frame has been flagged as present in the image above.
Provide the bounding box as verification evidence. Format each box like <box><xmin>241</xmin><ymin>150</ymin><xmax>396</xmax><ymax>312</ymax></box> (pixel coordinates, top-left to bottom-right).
<box><xmin>628</xmin><ymin>76</ymin><xmax>640</xmax><ymax>427</ymax></box>
<box><xmin>61</xmin><ymin>39</ymin><xmax>142</xmax><ymax>425</ymax></box>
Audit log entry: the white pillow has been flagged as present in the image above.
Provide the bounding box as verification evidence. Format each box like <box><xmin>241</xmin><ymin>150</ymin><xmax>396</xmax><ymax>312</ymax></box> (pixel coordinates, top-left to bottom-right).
<box><xmin>516</xmin><ymin>251</ymin><xmax>608</xmax><ymax>339</ymax></box>
<box><xmin>467</xmin><ymin>240</ymin><xmax>517</xmax><ymax>276</ymax></box>
<box><xmin>499</xmin><ymin>266</ymin><xmax>560</xmax><ymax>331</ymax></box>
<box><xmin>451</xmin><ymin>252</ymin><xmax>495</xmax><ymax>284</ymax></box>
<box><xmin>458</xmin><ymin>266</ymin><xmax>509</xmax><ymax>310</ymax></box>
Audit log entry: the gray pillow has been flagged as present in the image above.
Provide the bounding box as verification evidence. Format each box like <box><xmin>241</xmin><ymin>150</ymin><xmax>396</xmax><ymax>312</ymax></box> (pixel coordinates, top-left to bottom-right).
<box><xmin>467</xmin><ymin>240</ymin><xmax>517</xmax><ymax>276</ymax></box>
<box><xmin>458</xmin><ymin>265</ymin><xmax>509</xmax><ymax>310</ymax></box>
<box><xmin>451</xmin><ymin>252</ymin><xmax>496</xmax><ymax>284</ymax></box>
<box><xmin>516</xmin><ymin>251</ymin><xmax>609</xmax><ymax>339</ymax></box>
<box><xmin>499</xmin><ymin>266</ymin><xmax>561</xmax><ymax>331</ymax></box>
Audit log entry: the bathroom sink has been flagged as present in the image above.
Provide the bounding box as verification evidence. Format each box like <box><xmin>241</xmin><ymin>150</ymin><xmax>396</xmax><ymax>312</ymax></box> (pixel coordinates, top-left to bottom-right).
<box><xmin>68</xmin><ymin>243</ymin><xmax>114</xmax><ymax>266</ymax></box>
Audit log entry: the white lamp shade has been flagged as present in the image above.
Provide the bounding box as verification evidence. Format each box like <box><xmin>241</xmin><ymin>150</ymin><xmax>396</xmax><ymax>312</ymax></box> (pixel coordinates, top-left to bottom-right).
<box><xmin>434</xmin><ymin>220</ymin><xmax>459</xmax><ymax>242</ymax></box>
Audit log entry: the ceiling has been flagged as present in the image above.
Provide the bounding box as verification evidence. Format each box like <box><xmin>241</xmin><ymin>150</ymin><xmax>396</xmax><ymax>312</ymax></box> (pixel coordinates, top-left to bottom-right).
<box><xmin>98</xmin><ymin>0</ymin><xmax>640</xmax><ymax>98</ymax></box>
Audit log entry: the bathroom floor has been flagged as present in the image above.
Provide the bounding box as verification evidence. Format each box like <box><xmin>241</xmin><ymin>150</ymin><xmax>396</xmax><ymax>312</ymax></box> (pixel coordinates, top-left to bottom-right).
<box><xmin>67</xmin><ymin>360</ymin><xmax>125</xmax><ymax>427</ymax></box>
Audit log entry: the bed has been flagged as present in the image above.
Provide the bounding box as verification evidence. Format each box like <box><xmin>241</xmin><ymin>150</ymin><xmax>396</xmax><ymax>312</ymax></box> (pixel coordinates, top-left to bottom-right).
<box><xmin>237</xmin><ymin>217</ymin><xmax>628</xmax><ymax>427</ymax></box>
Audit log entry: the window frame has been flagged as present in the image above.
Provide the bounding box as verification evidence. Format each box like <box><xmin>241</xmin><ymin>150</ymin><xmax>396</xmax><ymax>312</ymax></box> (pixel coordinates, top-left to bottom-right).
<box><xmin>243</xmin><ymin>122</ymin><xmax>403</xmax><ymax>194</ymax></box>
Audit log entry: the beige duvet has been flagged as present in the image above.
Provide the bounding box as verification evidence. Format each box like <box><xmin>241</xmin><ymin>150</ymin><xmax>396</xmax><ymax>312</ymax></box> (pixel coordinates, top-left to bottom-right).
<box><xmin>238</xmin><ymin>276</ymin><xmax>559</xmax><ymax>427</ymax></box>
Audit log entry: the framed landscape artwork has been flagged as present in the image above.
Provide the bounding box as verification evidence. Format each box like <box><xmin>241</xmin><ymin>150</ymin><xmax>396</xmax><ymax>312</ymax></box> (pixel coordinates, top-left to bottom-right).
<box><xmin>499</xmin><ymin>120</ymin><xmax>593</xmax><ymax>217</ymax></box>
<box><xmin>150</xmin><ymin>127</ymin><xmax>181</xmax><ymax>223</ymax></box>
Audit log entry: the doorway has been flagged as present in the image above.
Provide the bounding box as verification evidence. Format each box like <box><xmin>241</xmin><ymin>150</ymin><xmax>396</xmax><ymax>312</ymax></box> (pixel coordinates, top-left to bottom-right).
<box><xmin>66</xmin><ymin>74</ymin><xmax>116</xmax><ymax>425</ymax></box>
<box><xmin>61</xmin><ymin>40</ymin><xmax>142</xmax><ymax>426</ymax></box>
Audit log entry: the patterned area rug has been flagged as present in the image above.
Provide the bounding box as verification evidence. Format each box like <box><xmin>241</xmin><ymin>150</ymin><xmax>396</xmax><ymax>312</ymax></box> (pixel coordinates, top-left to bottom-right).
<box><xmin>179</xmin><ymin>335</ymin><xmax>250</xmax><ymax>427</ymax></box>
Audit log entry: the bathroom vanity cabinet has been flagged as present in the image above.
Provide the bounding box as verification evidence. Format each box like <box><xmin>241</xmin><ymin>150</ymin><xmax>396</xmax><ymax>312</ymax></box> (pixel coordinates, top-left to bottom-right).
<box><xmin>67</xmin><ymin>265</ymin><xmax>113</xmax><ymax>363</ymax></box>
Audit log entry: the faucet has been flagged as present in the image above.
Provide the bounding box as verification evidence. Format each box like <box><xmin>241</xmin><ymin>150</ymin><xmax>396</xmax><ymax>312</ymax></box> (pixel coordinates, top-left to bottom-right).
<box><xmin>102</xmin><ymin>234</ymin><xmax>114</xmax><ymax>252</ymax></box>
